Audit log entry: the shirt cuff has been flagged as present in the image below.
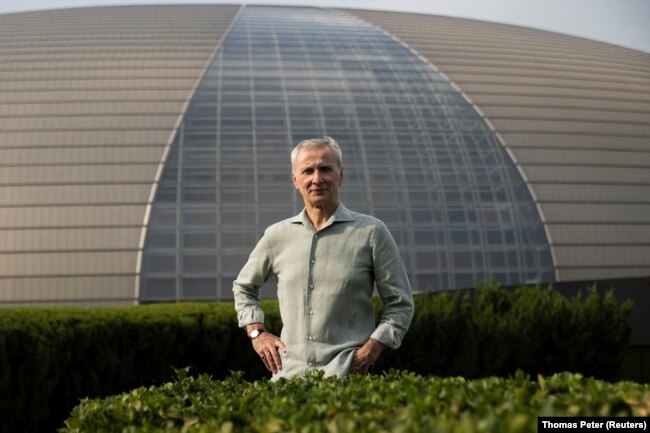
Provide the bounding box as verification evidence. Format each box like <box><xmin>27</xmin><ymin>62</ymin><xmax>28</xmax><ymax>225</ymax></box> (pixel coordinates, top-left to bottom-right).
<box><xmin>237</xmin><ymin>307</ymin><xmax>265</xmax><ymax>328</ymax></box>
<box><xmin>370</xmin><ymin>322</ymin><xmax>404</xmax><ymax>350</ymax></box>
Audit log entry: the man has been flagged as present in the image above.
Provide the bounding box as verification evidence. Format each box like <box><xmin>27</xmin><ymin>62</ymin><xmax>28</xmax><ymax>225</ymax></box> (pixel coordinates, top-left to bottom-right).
<box><xmin>233</xmin><ymin>137</ymin><xmax>414</xmax><ymax>378</ymax></box>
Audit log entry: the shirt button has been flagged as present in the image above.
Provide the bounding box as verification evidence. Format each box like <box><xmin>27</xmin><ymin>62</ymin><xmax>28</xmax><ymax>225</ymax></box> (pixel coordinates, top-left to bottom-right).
<box><xmin>309</xmin><ymin>310</ymin><xmax>313</xmax><ymax>315</ymax></box>
<box><xmin>308</xmin><ymin>336</ymin><xmax>313</xmax><ymax>341</ymax></box>
<box><xmin>314</xmin><ymin>234</ymin><xmax>318</xmax><ymax>239</ymax></box>
<box><xmin>308</xmin><ymin>362</ymin><xmax>313</xmax><ymax>366</ymax></box>
<box><xmin>309</xmin><ymin>284</ymin><xmax>314</xmax><ymax>289</ymax></box>
<box><xmin>310</xmin><ymin>259</ymin><xmax>315</xmax><ymax>264</ymax></box>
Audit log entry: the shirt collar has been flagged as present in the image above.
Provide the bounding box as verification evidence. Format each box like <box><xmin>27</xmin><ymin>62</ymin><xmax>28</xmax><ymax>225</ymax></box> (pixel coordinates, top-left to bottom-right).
<box><xmin>289</xmin><ymin>202</ymin><xmax>355</xmax><ymax>228</ymax></box>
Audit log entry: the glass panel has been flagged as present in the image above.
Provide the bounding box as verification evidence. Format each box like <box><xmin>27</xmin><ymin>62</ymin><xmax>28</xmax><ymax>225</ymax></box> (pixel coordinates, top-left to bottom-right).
<box><xmin>183</xmin><ymin>207</ymin><xmax>216</xmax><ymax>226</ymax></box>
<box><xmin>149</xmin><ymin>205</ymin><xmax>177</xmax><ymax>226</ymax></box>
<box><xmin>140</xmin><ymin>278</ymin><xmax>176</xmax><ymax>300</ymax></box>
<box><xmin>182</xmin><ymin>277</ymin><xmax>217</xmax><ymax>299</ymax></box>
<box><xmin>143</xmin><ymin>254</ymin><xmax>176</xmax><ymax>273</ymax></box>
<box><xmin>183</xmin><ymin>254</ymin><xmax>217</xmax><ymax>273</ymax></box>
<box><xmin>182</xmin><ymin>231</ymin><xmax>217</xmax><ymax>248</ymax></box>
<box><xmin>146</xmin><ymin>230</ymin><xmax>176</xmax><ymax>249</ymax></box>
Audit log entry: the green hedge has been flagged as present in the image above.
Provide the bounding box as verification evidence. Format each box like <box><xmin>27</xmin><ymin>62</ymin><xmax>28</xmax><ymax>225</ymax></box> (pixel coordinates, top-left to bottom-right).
<box><xmin>0</xmin><ymin>284</ymin><xmax>632</xmax><ymax>433</ymax></box>
<box><xmin>0</xmin><ymin>302</ymin><xmax>269</xmax><ymax>433</ymax></box>
<box><xmin>377</xmin><ymin>283</ymin><xmax>633</xmax><ymax>379</ymax></box>
<box><xmin>60</xmin><ymin>369</ymin><xmax>650</xmax><ymax>433</ymax></box>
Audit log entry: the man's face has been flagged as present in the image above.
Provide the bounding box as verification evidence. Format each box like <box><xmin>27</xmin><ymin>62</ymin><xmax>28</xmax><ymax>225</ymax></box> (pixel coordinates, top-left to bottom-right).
<box><xmin>292</xmin><ymin>146</ymin><xmax>343</xmax><ymax>209</ymax></box>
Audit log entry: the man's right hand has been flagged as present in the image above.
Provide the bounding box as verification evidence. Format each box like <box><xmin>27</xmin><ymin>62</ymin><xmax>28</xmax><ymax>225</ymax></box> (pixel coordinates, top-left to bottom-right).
<box><xmin>249</xmin><ymin>328</ymin><xmax>286</xmax><ymax>374</ymax></box>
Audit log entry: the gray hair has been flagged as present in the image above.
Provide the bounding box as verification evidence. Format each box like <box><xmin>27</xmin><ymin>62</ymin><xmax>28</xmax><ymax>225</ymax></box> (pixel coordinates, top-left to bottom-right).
<box><xmin>291</xmin><ymin>136</ymin><xmax>343</xmax><ymax>173</ymax></box>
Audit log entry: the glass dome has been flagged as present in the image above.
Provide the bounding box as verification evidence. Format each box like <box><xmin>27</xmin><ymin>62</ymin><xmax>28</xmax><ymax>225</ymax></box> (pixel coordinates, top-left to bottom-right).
<box><xmin>140</xmin><ymin>6</ymin><xmax>554</xmax><ymax>301</ymax></box>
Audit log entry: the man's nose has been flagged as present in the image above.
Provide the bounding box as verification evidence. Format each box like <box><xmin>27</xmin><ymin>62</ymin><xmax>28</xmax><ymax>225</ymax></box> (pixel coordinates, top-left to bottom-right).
<box><xmin>312</xmin><ymin>169</ymin><xmax>323</xmax><ymax>183</ymax></box>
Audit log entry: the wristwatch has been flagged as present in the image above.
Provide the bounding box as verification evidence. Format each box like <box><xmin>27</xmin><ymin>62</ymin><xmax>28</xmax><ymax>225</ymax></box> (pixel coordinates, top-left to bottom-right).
<box><xmin>248</xmin><ymin>328</ymin><xmax>266</xmax><ymax>340</ymax></box>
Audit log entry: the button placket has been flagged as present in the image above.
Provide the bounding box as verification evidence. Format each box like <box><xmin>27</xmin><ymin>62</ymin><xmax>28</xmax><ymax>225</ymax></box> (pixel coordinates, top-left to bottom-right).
<box><xmin>305</xmin><ymin>229</ymin><xmax>319</xmax><ymax>366</ymax></box>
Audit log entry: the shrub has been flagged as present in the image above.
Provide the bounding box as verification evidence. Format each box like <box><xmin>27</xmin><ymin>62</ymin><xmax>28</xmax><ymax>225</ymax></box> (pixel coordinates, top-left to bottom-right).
<box><xmin>0</xmin><ymin>302</ymin><xmax>270</xmax><ymax>433</ymax></box>
<box><xmin>59</xmin><ymin>368</ymin><xmax>650</xmax><ymax>433</ymax></box>
<box><xmin>376</xmin><ymin>283</ymin><xmax>633</xmax><ymax>379</ymax></box>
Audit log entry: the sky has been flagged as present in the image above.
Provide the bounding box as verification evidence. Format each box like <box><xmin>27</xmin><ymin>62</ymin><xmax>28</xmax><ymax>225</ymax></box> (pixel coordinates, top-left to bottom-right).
<box><xmin>0</xmin><ymin>0</ymin><xmax>648</xmax><ymax>54</ymax></box>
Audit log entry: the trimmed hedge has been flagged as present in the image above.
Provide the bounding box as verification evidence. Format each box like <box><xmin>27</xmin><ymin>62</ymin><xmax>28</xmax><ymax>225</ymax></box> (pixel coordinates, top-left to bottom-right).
<box><xmin>0</xmin><ymin>302</ymin><xmax>273</xmax><ymax>433</ymax></box>
<box><xmin>377</xmin><ymin>283</ymin><xmax>633</xmax><ymax>379</ymax></box>
<box><xmin>0</xmin><ymin>284</ymin><xmax>632</xmax><ymax>433</ymax></box>
<box><xmin>59</xmin><ymin>369</ymin><xmax>650</xmax><ymax>433</ymax></box>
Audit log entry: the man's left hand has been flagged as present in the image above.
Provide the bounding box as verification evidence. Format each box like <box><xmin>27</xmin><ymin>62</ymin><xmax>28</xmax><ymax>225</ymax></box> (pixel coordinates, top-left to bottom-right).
<box><xmin>348</xmin><ymin>338</ymin><xmax>385</xmax><ymax>374</ymax></box>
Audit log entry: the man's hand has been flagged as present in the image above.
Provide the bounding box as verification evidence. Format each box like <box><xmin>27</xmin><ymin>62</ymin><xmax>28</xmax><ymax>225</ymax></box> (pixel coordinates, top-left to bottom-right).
<box><xmin>248</xmin><ymin>325</ymin><xmax>286</xmax><ymax>374</ymax></box>
<box><xmin>348</xmin><ymin>338</ymin><xmax>385</xmax><ymax>374</ymax></box>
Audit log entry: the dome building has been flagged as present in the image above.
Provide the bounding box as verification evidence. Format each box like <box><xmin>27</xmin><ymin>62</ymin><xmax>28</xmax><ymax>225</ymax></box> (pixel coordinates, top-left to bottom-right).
<box><xmin>0</xmin><ymin>5</ymin><xmax>648</xmax><ymax>309</ymax></box>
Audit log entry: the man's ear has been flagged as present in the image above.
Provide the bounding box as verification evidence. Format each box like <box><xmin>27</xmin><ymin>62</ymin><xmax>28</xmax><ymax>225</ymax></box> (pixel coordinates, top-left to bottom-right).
<box><xmin>339</xmin><ymin>167</ymin><xmax>344</xmax><ymax>185</ymax></box>
<box><xmin>291</xmin><ymin>173</ymin><xmax>298</xmax><ymax>189</ymax></box>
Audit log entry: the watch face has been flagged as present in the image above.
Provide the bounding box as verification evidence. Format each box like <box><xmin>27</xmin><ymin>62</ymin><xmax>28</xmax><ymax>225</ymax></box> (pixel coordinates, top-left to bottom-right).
<box><xmin>250</xmin><ymin>329</ymin><xmax>260</xmax><ymax>339</ymax></box>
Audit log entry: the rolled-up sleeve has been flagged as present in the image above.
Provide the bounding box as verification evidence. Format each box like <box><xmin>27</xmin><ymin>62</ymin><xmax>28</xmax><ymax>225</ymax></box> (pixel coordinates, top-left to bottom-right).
<box><xmin>369</xmin><ymin>222</ymin><xmax>414</xmax><ymax>349</ymax></box>
<box><xmin>233</xmin><ymin>232</ymin><xmax>273</xmax><ymax>328</ymax></box>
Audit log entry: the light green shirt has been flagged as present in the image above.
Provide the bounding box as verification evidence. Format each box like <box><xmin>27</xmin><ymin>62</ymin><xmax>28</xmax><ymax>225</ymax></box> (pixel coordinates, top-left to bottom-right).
<box><xmin>233</xmin><ymin>203</ymin><xmax>414</xmax><ymax>379</ymax></box>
